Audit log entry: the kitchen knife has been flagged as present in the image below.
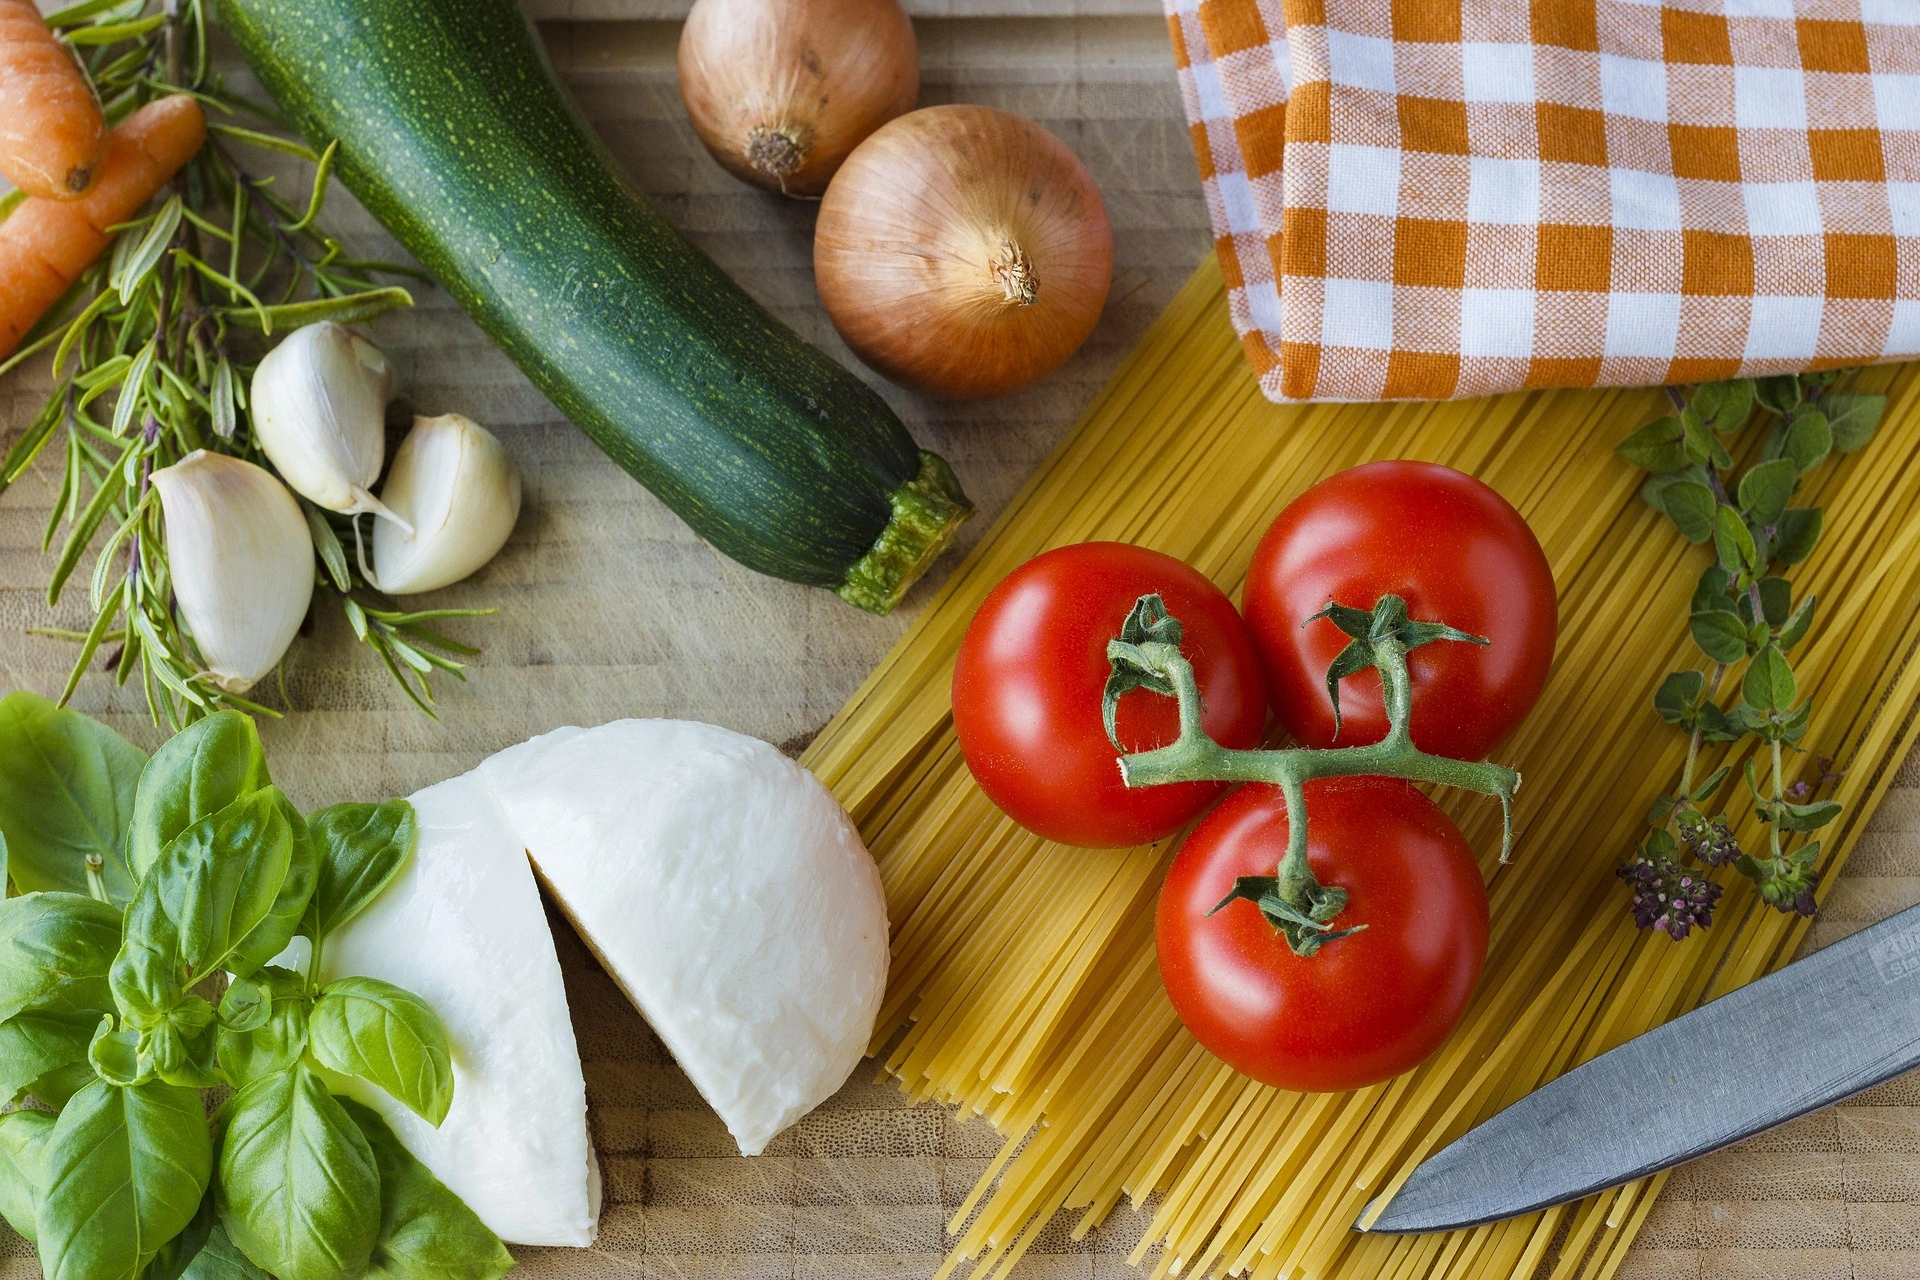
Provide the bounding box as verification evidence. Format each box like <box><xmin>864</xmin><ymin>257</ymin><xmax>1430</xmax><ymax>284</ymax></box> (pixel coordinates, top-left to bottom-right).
<box><xmin>1357</xmin><ymin>899</ymin><xmax>1920</xmax><ymax>1234</ymax></box>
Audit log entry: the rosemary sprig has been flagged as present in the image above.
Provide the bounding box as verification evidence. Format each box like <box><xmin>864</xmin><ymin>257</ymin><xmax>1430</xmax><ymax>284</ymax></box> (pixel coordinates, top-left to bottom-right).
<box><xmin>1616</xmin><ymin>374</ymin><xmax>1886</xmax><ymax>939</ymax></box>
<box><xmin>0</xmin><ymin>0</ymin><xmax>491</xmax><ymax>725</ymax></box>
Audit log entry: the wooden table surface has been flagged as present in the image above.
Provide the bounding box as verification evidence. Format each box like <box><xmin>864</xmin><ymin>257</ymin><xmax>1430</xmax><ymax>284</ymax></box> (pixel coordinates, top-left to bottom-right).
<box><xmin>3</xmin><ymin>5</ymin><xmax>1918</xmax><ymax>1277</ymax></box>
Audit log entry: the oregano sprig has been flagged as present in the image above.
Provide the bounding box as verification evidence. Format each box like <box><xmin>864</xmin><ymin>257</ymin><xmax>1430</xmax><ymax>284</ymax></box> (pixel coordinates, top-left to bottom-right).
<box><xmin>1616</xmin><ymin>373</ymin><xmax>1885</xmax><ymax>939</ymax></box>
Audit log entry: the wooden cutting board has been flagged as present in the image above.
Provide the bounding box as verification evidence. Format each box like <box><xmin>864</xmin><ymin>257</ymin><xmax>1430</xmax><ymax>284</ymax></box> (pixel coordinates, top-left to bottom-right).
<box><xmin>0</xmin><ymin>7</ymin><xmax>1914</xmax><ymax>1278</ymax></box>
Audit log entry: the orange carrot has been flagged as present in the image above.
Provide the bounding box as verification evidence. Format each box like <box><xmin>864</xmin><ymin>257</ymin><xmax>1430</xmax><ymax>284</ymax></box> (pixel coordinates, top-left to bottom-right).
<box><xmin>0</xmin><ymin>0</ymin><xmax>106</xmax><ymax>200</ymax></box>
<box><xmin>0</xmin><ymin>93</ymin><xmax>205</xmax><ymax>359</ymax></box>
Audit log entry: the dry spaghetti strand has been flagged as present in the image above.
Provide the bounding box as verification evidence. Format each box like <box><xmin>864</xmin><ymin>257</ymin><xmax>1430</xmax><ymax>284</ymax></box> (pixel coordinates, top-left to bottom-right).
<box><xmin>804</xmin><ymin>254</ymin><xmax>1920</xmax><ymax>1280</ymax></box>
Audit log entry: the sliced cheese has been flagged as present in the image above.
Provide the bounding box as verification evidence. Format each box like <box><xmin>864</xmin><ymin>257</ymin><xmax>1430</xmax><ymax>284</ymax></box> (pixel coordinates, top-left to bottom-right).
<box><xmin>478</xmin><ymin>719</ymin><xmax>889</xmax><ymax>1156</ymax></box>
<box><xmin>312</xmin><ymin>771</ymin><xmax>600</xmax><ymax>1246</ymax></box>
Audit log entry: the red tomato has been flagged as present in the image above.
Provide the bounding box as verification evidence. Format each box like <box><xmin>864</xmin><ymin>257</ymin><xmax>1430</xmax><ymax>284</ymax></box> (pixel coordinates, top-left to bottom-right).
<box><xmin>952</xmin><ymin>542</ymin><xmax>1268</xmax><ymax>848</ymax></box>
<box><xmin>1243</xmin><ymin>461</ymin><xmax>1557</xmax><ymax>761</ymax></box>
<box><xmin>1155</xmin><ymin>778</ymin><xmax>1488</xmax><ymax>1092</ymax></box>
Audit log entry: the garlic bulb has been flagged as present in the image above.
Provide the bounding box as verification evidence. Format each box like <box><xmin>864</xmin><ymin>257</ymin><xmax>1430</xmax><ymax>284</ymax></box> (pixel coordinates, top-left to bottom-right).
<box><xmin>677</xmin><ymin>0</ymin><xmax>918</xmax><ymax>197</ymax></box>
<box><xmin>151</xmin><ymin>451</ymin><xmax>315</xmax><ymax>694</ymax></box>
<box><xmin>814</xmin><ymin>105</ymin><xmax>1113</xmax><ymax>400</ymax></box>
<box><xmin>250</xmin><ymin>322</ymin><xmax>405</xmax><ymax>527</ymax></box>
<box><xmin>371</xmin><ymin>414</ymin><xmax>522</xmax><ymax>595</ymax></box>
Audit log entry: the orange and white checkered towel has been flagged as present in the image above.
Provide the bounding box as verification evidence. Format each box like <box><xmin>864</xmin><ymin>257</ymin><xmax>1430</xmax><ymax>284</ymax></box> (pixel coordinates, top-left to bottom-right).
<box><xmin>1166</xmin><ymin>0</ymin><xmax>1920</xmax><ymax>401</ymax></box>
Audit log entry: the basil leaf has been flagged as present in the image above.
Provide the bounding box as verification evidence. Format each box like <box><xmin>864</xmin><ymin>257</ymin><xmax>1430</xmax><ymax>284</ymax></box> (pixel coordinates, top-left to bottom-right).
<box><xmin>147</xmin><ymin>788</ymin><xmax>299</xmax><ymax>983</ymax></box>
<box><xmin>309</xmin><ymin>977</ymin><xmax>452</xmax><ymax>1127</ymax></box>
<box><xmin>303</xmin><ymin>801</ymin><xmax>416</xmax><ymax>942</ymax></box>
<box><xmin>130</xmin><ymin>711</ymin><xmax>270</xmax><ymax>883</ymax></box>
<box><xmin>0</xmin><ymin>1009</ymin><xmax>101</xmax><ymax>1104</ymax></box>
<box><xmin>110</xmin><ymin>880</ymin><xmax>185</xmax><ymax>1026</ymax></box>
<box><xmin>143</xmin><ymin>1190</ymin><xmax>216</xmax><ymax>1280</ymax></box>
<box><xmin>25</xmin><ymin>1063</ymin><xmax>95</xmax><ymax>1109</ymax></box>
<box><xmin>217</xmin><ymin>1065</ymin><xmax>380</xmax><ymax>1280</ymax></box>
<box><xmin>179</xmin><ymin>1222</ymin><xmax>271</xmax><ymax>1280</ymax></box>
<box><xmin>0</xmin><ymin>692</ymin><xmax>144</xmax><ymax>904</ymax></box>
<box><xmin>217</xmin><ymin>976</ymin><xmax>272</xmax><ymax>1034</ymax></box>
<box><xmin>90</xmin><ymin>1017</ymin><xmax>148</xmax><ymax>1086</ymax></box>
<box><xmin>338</xmin><ymin>1098</ymin><xmax>512</xmax><ymax>1280</ymax></box>
<box><xmin>216</xmin><ymin>968</ymin><xmax>312</xmax><ymax>1088</ymax></box>
<box><xmin>142</xmin><ymin>1009</ymin><xmax>221</xmax><ymax>1090</ymax></box>
<box><xmin>0</xmin><ymin>1108</ymin><xmax>54</xmax><ymax>1244</ymax></box>
<box><xmin>36</xmin><ymin>1078</ymin><xmax>212</xmax><ymax>1280</ymax></box>
<box><xmin>0</xmin><ymin>892</ymin><xmax>122</xmax><ymax>1023</ymax></box>
<box><xmin>233</xmin><ymin>798</ymin><xmax>317</xmax><ymax>980</ymax></box>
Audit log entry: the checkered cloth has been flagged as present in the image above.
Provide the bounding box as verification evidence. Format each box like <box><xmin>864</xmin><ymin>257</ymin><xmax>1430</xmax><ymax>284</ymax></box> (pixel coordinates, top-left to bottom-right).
<box><xmin>1166</xmin><ymin>0</ymin><xmax>1920</xmax><ymax>402</ymax></box>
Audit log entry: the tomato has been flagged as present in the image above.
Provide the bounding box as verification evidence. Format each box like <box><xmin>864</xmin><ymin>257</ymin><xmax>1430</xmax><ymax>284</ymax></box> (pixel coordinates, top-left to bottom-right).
<box><xmin>1244</xmin><ymin>461</ymin><xmax>1557</xmax><ymax>761</ymax></box>
<box><xmin>952</xmin><ymin>542</ymin><xmax>1268</xmax><ymax>848</ymax></box>
<box><xmin>1155</xmin><ymin>778</ymin><xmax>1489</xmax><ymax>1092</ymax></box>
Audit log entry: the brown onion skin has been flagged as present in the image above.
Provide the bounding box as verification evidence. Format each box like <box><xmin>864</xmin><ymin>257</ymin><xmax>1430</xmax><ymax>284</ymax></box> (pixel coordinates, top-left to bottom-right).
<box><xmin>813</xmin><ymin>104</ymin><xmax>1113</xmax><ymax>401</ymax></box>
<box><xmin>677</xmin><ymin>0</ymin><xmax>918</xmax><ymax>198</ymax></box>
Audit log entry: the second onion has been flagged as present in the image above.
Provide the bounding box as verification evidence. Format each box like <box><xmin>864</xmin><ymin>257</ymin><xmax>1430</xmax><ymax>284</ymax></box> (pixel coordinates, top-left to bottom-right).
<box><xmin>677</xmin><ymin>0</ymin><xmax>918</xmax><ymax>197</ymax></box>
<box><xmin>814</xmin><ymin>104</ymin><xmax>1113</xmax><ymax>400</ymax></box>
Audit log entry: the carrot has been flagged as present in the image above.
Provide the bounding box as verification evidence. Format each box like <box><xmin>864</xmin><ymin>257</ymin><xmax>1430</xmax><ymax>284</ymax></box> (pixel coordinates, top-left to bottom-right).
<box><xmin>0</xmin><ymin>0</ymin><xmax>106</xmax><ymax>200</ymax></box>
<box><xmin>0</xmin><ymin>94</ymin><xmax>205</xmax><ymax>360</ymax></box>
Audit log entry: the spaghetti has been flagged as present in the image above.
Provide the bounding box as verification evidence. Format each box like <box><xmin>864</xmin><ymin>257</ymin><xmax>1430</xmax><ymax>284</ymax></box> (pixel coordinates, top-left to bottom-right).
<box><xmin>802</xmin><ymin>256</ymin><xmax>1920</xmax><ymax>1280</ymax></box>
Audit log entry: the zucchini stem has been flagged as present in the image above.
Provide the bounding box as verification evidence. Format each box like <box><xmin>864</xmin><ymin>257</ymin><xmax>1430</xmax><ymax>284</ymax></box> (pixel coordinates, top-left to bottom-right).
<box><xmin>835</xmin><ymin>451</ymin><xmax>973</xmax><ymax>615</ymax></box>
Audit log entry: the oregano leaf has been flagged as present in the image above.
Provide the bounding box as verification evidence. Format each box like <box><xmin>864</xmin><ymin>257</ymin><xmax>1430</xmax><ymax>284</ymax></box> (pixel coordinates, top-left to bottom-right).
<box><xmin>1775</xmin><ymin>508</ymin><xmax>1823</xmax><ymax>565</ymax></box>
<box><xmin>1823</xmin><ymin>392</ymin><xmax>1886</xmax><ymax>451</ymax></box>
<box><xmin>1755</xmin><ymin>577</ymin><xmax>1792</xmax><ymax>627</ymax></box>
<box><xmin>1652</xmin><ymin>671</ymin><xmax>1705</xmax><ymax>723</ymax></box>
<box><xmin>1737</xmin><ymin>458</ymin><xmax>1798</xmax><ymax>526</ymax></box>
<box><xmin>1743</xmin><ymin>645</ymin><xmax>1797</xmax><ymax>713</ymax></box>
<box><xmin>1689</xmin><ymin>611</ymin><xmax>1749</xmax><ymax>663</ymax></box>
<box><xmin>1615</xmin><ymin>417</ymin><xmax>1690</xmax><ymax>472</ymax></box>
<box><xmin>1695</xmin><ymin>378</ymin><xmax>1753</xmax><ymax>432</ymax></box>
<box><xmin>1713</xmin><ymin>504</ymin><xmax>1759</xmax><ymax>575</ymax></box>
<box><xmin>1780</xmin><ymin>409</ymin><xmax>1832</xmax><ymax>473</ymax></box>
<box><xmin>1662</xmin><ymin>480</ymin><xmax>1717</xmax><ymax>543</ymax></box>
<box><xmin>1777</xmin><ymin>593</ymin><xmax>1816</xmax><ymax>651</ymax></box>
<box><xmin>1754</xmin><ymin>374</ymin><xmax>1801</xmax><ymax>414</ymax></box>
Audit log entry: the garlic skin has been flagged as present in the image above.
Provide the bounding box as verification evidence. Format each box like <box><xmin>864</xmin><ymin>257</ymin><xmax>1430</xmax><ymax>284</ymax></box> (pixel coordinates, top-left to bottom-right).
<box><xmin>250</xmin><ymin>322</ymin><xmax>404</xmax><ymax>525</ymax></box>
<box><xmin>372</xmin><ymin>414</ymin><xmax>522</xmax><ymax>595</ymax></box>
<box><xmin>151</xmin><ymin>451</ymin><xmax>315</xmax><ymax>694</ymax></box>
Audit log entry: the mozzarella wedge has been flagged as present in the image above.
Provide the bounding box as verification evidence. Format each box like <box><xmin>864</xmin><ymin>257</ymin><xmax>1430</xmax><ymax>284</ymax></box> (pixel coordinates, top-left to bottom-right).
<box><xmin>478</xmin><ymin>719</ymin><xmax>890</xmax><ymax>1156</ymax></box>
<box><xmin>310</xmin><ymin>771</ymin><xmax>600</xmax><ymax>1246</ymax></box>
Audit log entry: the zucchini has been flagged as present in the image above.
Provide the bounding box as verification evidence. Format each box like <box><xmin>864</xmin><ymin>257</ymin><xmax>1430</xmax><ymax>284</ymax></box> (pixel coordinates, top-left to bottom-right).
<box><xmin>214</xmin><ymin>0</ymin><xmax>969</xmax><ymax>614</ymax></box>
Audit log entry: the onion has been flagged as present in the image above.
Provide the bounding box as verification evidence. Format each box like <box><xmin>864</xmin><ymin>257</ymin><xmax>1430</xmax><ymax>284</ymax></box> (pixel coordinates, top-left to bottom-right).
<box><xmin>677</xmin><ymin>0</ymin><xmax>918</xmax><ymax>198</ymax></box>
<box><xmin>813</xmin><ymin>104</ymin><xmax>1113</xmax><ymax>401</ymax></box>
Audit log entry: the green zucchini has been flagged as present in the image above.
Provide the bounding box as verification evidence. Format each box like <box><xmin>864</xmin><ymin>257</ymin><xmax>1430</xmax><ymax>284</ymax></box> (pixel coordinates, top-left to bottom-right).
<box><xmin>214</xmin><ymin>0</ymin><xmax>969</xmax><ymax>614</ymax></box>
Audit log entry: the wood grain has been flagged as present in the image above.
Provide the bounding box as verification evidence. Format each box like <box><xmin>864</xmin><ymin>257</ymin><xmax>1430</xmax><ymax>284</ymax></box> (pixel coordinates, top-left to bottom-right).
<box><xmin>0</xmin><ymin>13</ymin><xmax>1912</xmax><ymax>1280</ymax></box>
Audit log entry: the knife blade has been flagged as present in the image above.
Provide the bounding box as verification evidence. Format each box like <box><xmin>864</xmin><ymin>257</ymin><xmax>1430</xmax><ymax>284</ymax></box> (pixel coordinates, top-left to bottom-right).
<box><xmin>1358</xmin><ymin>899</ymin><xmax>1920</xmax><ymax>1234</ymax></box>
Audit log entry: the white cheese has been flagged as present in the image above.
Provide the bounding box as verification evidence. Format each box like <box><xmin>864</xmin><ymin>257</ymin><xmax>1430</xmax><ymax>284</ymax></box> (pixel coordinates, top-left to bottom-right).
<box><xmin>310</xmin><ymin>771</ymin><xmax>600</xmax><ymax>1246</ymax></box>
<box><xmin>478</xmin><ymin>719</ymin><xmax>890</xmax><ymax>1156</ymax></box>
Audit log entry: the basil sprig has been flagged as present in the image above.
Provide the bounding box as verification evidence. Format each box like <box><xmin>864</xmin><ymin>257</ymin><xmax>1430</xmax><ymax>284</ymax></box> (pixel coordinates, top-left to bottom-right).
<box><xmin>0</xmin><ymin>694</ymin><xmax>510</xmax><ymax>1280</ymax></box>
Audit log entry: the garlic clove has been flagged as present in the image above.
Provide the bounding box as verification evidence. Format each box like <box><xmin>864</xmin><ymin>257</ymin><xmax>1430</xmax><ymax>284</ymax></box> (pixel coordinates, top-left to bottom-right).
<box><xmin>151</xmin><ymin>451</ymin><xmax>315</xmax><ymax>694</ymax></box>
<box><xmin>251</xmin><ymin>321</ymin><xmax>408</xmax><ymax>528</ymax></box>
<box><xmin>371</xmin><ymin>413</ymin><xmax>522</xmax><ymax>596</ymax></box>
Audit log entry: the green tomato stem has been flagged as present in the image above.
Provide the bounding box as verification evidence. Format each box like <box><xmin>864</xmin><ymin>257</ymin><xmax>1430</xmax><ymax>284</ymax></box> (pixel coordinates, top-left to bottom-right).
<box><xmin>1112</xmin><ymin>610</ymin><xmax>1520</xmax><ymax>950</ymax></box>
